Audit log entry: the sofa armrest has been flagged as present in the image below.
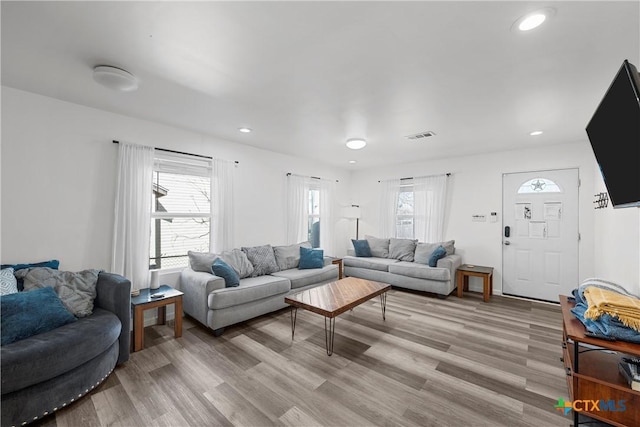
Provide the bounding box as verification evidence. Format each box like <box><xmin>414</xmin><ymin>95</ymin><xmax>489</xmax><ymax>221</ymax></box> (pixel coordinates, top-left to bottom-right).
<box><xmin>95</xmin><ymin>272</ymin><xmax>131</xmax><ymax>365</ymax></box>
<box><xmin>436</xmin><ymin>253</ymin><xmax>463</xmax><ymax>282</ymax></box>
<box><xmin>180</xmin><ymin>268</ymin><xmax>225</xmax><ymax>327</ymax></box>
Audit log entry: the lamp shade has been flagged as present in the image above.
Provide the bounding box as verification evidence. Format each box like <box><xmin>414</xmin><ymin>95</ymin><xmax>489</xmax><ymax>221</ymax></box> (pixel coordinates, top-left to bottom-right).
<box><xmin>149</xmin><ymin>269</ymin><xmax>160</xmax><ymax>290</ymax></box>
<box><xmin>343</xmin><ymin>205</ymin><xmax>361</xmax><ymax>219</ymax></box>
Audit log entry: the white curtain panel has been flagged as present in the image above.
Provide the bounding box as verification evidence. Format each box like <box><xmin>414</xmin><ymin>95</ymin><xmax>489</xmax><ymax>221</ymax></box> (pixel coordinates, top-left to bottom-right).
<box><xmin>319</xmin><ymin>179</ymin><xmax>336</xmax><ymax>256</ymax></box>
<box><xmin>414</xmin><ymin>174</ymin><xmax>448</xmax><ymax>242</ymax></box>
<box><xmin>111</xmin><ymin>142</ymin><xmax>154</xmax><ymax>291</ymax></box>
<box><xmin>211</xmin><ymin>159</ymin><xmax>235</xmax><ymax>253</ymax></box>
<box><xmin>379</xmin><ymin>179</ymin><xmax>401</xmax><ymax>238</ymax></box>
<box><xmin>285</xmin><ymin>174</ymin><xmax>310</xmax><ymax>244</ymax></box>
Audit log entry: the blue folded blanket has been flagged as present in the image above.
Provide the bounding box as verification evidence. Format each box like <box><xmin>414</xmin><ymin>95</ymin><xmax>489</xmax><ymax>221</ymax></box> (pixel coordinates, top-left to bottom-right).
<box><xmin>570</xmin><ymin>279</ymin><xmax>640</xmax><ymax>343</ymax></box>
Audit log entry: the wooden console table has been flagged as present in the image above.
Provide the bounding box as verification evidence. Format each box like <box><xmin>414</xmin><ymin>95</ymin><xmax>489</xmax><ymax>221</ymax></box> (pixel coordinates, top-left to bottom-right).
<box><xmin>560</xmin><ymin>295</ymin><xmax>640</xmax><ymax>427</ymax></box>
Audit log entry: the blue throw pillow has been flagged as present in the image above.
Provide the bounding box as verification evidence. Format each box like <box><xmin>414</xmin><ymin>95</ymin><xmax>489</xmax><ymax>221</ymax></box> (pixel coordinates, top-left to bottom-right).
<box><xmin>299</xmin><ymin>247</ymin><xmax>324</xmax><ymax>269</ymax></box>
<box><xmin>428</xmin><ymin>245</ymin><xmax>447</xmax><ymax>267</ymax></box>
<box><xmin>211</xmin><ymin>258</ymin><xmax>240</xmax><ymax>287</ymax></box>
<box><xmin>0</xmin><ymin>260</ymin><xmax>60</xmax><ymax>291</ymax></box>
<box><xmin>1</xmin><ymin>287</ymin><xmax>77</xmax><ymax>346</ymax></box>
<box><xmin>351</xmin><ymin>239</ymin><xmax>372</xmax><ymax>257</ymax></box>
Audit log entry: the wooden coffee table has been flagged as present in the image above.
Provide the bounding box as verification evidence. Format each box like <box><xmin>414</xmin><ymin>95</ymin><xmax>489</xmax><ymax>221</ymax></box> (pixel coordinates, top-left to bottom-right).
<box><xmin>285</xmin><ymin>277</ymin><xmax>391</xmax><ymax>356</ymax></box>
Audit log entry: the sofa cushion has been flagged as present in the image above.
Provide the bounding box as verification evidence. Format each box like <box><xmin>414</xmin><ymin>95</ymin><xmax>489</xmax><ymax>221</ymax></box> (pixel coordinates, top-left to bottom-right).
<box><xmin>1</xmin><ymin>260</ymin><xmax>60</xmax><ymax>291</ymax></box>
<box><xmin>389</xmin><ymin>238</ymin><xmax>418</xmax><ymax>261</ymax></box>
<box><xmin>365</xmin><ymin>235</ymin><xmax>390</xmax><ymax>258</ymax></box>
<box><xmin>299</xmin><ymin>247</ymin><xmax>324</xmax><ymax>269</ymax></box>
<box><xmin>441</xmin><ymin>240</ymin><xmax>456</xmax><ymax>256</ymax></box>
<box><xmin>188</xmin><ymin>251</ymin><xmax>217</xmax><ymax>273</ymax></box>
<box><xmin>343</xmin><ymin>256</ymin><xmax>399</xmax><ymax>272</ymax></box>
<box><xmin>272</xmin><ymin>264</ymin><xmax>338</xmax><ymax>289</ymax></box>
<box><xmin>211</xmin><ymin>258</ymin><xmax>240</xmax><ymax>288</ymax></box>
<box><xmin>0</xmin><ymin>307</ymin><xmax>121</xmax><ymax>394</ymax></box>
<box><xmin>273</xmin><ymin>241</ymin><xmax>311</xmax><ymax>270</ymax></box>
<box><xmin>242</xmin><ymin>244</ymin><xmax>280</xmax><ymax>277</ymax></box>
<box><xmin>207</xmin><ymin>275</ymin><xmax>290</xmax><ymax>309</ymax></box>
<box><xmin>414</xmin><ymin>243</ymin><xmax>439</xmax><ymax>264</ymax></box>
<box><xmin>218</xmin><ymin>248</ymin><xmax>254</xmax><ymax>279</ymax></box>
<box><xmin>1</xmin><ymin>268</ymin><xmax>18</xmax><ymax>296</ymax></box>
<box><xmin>16</xmin><ymin>268</ymin><xmax>100</xmax><ymax>318</ymax></box>
<box><xmin>1</xmin><ymin>287</ymin><xmax>77</xmax><ymax>346</ymax></box>
<box><xmin>351</xmin><ymin>239</ymin><xmax>372</xmax><ymax>257</ymax></box>
<box><xmin>389</xmin><ymin>261</ymin><xmax>450</xmax><ymax>281</ymax></box>
<box><xmin>428</xmin><ymin>246</ymin><xmax>447</xmax><ymax>267</ymax></box>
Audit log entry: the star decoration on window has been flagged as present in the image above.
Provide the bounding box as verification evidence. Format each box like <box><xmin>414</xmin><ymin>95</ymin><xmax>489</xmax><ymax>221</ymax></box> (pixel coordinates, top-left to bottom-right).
<box><xmin>531</xmin><ymin>179</ymin><xmax>546</xmax><ymax>192</ymax></box>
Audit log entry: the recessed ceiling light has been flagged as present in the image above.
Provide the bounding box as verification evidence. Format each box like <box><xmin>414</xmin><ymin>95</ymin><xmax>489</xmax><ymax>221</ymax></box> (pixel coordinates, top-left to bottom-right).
<box><xmin>512</xmin><ymin>8</ymin><xmax>555</xmax><ymax>32</ymax></box>
<box><xmin>238</xmin><ymin>127</ymin><xmax>252</xmax><ymax>133</ymax></box>
<box><xmin>93</xmin><ymin>65</ymin><xmax>138</xmax><ymax>91</ymax></box>
<box><xmin>348</xmin><ymin>160</ymin><xmax>357</xmax><ymax>164</ymax></box>
<box><xmin>346</xmin><ymin>138</ymin><xmax>367</xmax><ymax>150</ymax></box>
<box><xmin>529</xmin><ymin>130</ymin><xmax>543</xmax><ymax>136</ymax></box>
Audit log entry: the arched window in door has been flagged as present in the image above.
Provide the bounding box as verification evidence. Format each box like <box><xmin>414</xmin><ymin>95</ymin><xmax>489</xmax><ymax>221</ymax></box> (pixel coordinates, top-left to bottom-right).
<box><xmin>517</xmin><ymin>177</ymin><xmax>562</xmax><ymax>194</ymax></box>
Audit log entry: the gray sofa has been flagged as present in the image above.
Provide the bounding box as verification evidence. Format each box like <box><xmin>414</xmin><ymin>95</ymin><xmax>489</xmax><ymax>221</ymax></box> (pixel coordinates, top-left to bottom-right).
<box><xmin>344</xmin><ymin>237</ymin><xmax>462</xmax><ymax>298</ymax></box>
<box><xmin>1</xmin><ymin>272</ymin><xmax>131</xmax><ymax>427</ymax></box>
<box><xmin>181</xmin><ymin>243</ymin><xmax>339</xmax><ymax>335</ymax></box>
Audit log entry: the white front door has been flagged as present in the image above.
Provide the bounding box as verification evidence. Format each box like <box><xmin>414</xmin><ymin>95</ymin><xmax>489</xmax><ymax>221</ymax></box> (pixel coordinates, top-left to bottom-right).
<box><xmin>502</xmin><ymin>169</ymin><xmax>579</xmax><ymax>302</ymax></box>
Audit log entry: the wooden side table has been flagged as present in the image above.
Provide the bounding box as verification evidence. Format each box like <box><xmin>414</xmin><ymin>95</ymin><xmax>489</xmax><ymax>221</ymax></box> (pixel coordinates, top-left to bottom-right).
<box><xmin>130</xmin><ymin>285</ymin><xmax>184</xmax><ymax>352</ymax></box>
<box><xmin>456</xmin><ymin>264</ymin><xmax>494</xmax><ymax>302</ymax></box>
<box><xmin>331</xmin><ymin>257</ymin><xmax>344</xmax><ymax>279</ymax></box>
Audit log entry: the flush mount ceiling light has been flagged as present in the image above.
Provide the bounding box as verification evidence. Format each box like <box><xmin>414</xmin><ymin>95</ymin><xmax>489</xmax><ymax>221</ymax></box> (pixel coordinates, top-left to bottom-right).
<box><xmin>238</xmin><ymin>127</ymin><xmax>252</xmax><ymax>133</ymax></box>
<box><xmin>92</xmin><ymin>65</ymin><xmax>138</xmax><ymax>92</ymax></box>
<box><xmin>346</xmin><ymin>138</ymin><xmax>367</xmax><ymax>150</ymax></box>
<box><xmin>348</xmin><ymin>160</ymin><xmax>357</xmax><ymax>164</ymax></box>
<box><xmin>529</xmin><ymin>130</ymin><xmax>544</xmax><ymax>136</ymax></box>
<box><xmin>512</xmin><ymin>8</ymin><xmax>555</xmax><ymax>32</ymax></box>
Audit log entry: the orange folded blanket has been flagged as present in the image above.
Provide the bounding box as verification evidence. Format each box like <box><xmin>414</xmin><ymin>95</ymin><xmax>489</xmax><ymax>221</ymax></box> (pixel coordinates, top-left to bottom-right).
<box><xmin>584</xmin><ymin>287</ymin><xmax>640</xmax><ymax>332</ymax></box>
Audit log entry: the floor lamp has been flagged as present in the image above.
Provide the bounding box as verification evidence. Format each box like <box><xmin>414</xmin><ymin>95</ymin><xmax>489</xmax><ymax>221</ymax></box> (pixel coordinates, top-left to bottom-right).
<box><xmin>344</xmin><ymin>205</ymin><xmax>361</xmax><ymax>240</ymax></box>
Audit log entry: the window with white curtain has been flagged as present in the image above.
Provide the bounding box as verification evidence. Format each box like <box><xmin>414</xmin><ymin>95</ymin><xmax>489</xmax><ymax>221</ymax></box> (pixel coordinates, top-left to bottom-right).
<box><xmin>286</xmin><ymin>174</ymin><xmax>336</xmax><ymax>254</ymax></box>
<box><xmin>396</xmin><ymin>183</ymin><xmax>415</xmax><ymax>238</ymax></box>
<box><xmin>308</xmin><ymin>185</ymin><xmax>321</xmax><ymax>247</ymax></box>
<box><xmin>150</xmin><ymin>153</ymin><xmax>212</xmax><ymax>269</ymax></box>
<box><xmin>380</xmin><ymin>174</ymin><xmax>448</xmax><ymax>243</ymax></box>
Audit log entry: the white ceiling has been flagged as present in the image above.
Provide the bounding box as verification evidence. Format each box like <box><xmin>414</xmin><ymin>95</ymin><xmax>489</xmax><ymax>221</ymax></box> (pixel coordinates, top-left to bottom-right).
<box><xmin>2</xmin><ymin>1</ymin><xmax>639</xmax><ymax>170</ymax></box>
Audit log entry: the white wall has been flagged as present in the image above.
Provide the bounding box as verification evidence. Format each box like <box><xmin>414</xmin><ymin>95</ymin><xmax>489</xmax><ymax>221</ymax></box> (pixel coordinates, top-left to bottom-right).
<box><xmin>3</xmin><ymin>86</ymin><xmax>638</xmax><ymax>299</ymax></box>
<box><xmin>349</xmin><ymin>141</ymin><xmax>600</xmax><ymax>295</ymax></box>
<box><xmin>1</xmin><ymin>87</ymin><xmax>351</xmax><ymax>283</ymax></box>
<box><xmin>592</xmin><ymin>162</ymin><xmax>640</xmax><ymax>295</ymax></box>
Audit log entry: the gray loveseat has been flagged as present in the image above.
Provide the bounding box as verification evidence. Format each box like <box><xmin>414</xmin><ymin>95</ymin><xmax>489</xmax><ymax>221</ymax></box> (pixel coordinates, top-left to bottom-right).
<box><xmin>1</xmin><ymin>272</ymin><xmax>131</xmax><ymax>426</ymax></box>
<box><xmin>181</xmin><ymin>242</ymin><xmax>338</xmax><ymax>335</ymax></box>
<box><xmin>344</xmin><ymin>236</ymin><xmax>462</xmax><ymax>298</ymax></box>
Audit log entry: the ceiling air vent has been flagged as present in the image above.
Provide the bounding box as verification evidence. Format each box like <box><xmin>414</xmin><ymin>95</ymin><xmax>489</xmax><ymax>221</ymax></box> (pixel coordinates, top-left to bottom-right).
<box><xmin>405</xmin><ymin>131</ymin><xmax>436</xmax><ymax>140</ymax></box>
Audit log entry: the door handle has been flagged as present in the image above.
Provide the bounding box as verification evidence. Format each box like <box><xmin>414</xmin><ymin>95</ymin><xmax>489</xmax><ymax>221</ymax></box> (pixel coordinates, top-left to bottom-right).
<box><xmin>504</xmin><ymin>241</ymin><xmax>511</xmax><ymax>246</ymax></box>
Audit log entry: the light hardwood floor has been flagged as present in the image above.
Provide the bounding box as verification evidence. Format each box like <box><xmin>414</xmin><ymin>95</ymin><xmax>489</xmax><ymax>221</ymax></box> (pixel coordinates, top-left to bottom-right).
<box><xmin>33</xmin><ymin>290</ymin><xmax>579</xmax><ymax>427</ymax></box>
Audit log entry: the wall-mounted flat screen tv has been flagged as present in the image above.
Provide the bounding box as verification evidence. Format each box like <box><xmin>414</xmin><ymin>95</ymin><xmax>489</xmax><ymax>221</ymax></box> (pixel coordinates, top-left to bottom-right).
<box><xmin>586</xmin><ymin>59</ymin><xmax>640</xmax><ymax>208</ymax></box>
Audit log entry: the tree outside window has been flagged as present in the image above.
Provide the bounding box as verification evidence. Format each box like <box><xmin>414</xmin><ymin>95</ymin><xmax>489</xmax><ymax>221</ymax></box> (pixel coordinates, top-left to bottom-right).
<box><xmin>150</xmin><ymin>168</ymin><xmax>211</xmax><ymax>269</ymax></box>
<box><xmin>308</xmin><ymin>187</ymin><xmax>320</xmax><ymax>248</ymax></box>
<box><xmin>396</xmin><ymin>185</ymin><xmax>414</xmax><ymax>238</ymax></box>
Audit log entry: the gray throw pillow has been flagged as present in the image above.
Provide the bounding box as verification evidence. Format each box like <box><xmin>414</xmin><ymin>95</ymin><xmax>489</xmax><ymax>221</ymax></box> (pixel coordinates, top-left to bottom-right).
<box><xmin>0</xmin><ymin>267</ymin><xmax>18</xmax><ymax>296</ymax></box>
<box><xmin>365</xmin><ymin>235</ymin><xmax>390</xmax><ymax>258</ymax></box>
<box><xmin>16</xmin><ymin>267</ymin><xmax>99</xmax><ymax>317</ymax></box>
<box><xmin>241</xmin><ymin>244</ymin><xmax>280</xmax><ymax>277</ymax></box>
<box><xmin>389</xmin><ymin>238</ymin><xmax>418</xmax><ymax>261</ymax></box>
<box><xmin>188</xmin><ymin>250</ymin><xmax>217</xmax><ymax>273</ymax></box>
<box><xmin>218</xmin><ymin>248</ymin><xmax>254</xmax><ymax>279</ymax></box>
<box><xmin>441</xmin><ymin>240</ymin><xmax>456</xmax><ymax>256</ymax></box>
<box><xmin>273</xmin><ymin>241</ymin><xmax>312</xmax><ymax>271</ymax></box>
<box><xmin>414</xmin><ymin>242</ymin><xmax>440</xmax><ymax>264</ymax></box>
